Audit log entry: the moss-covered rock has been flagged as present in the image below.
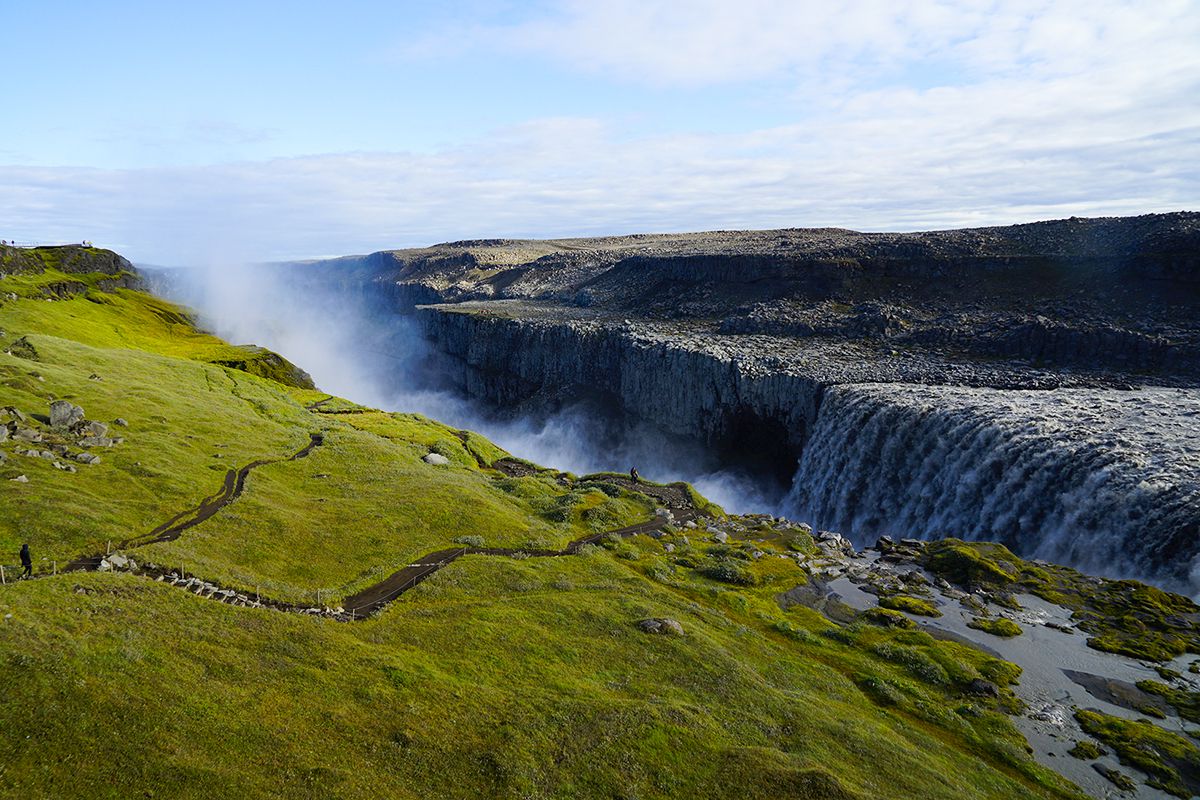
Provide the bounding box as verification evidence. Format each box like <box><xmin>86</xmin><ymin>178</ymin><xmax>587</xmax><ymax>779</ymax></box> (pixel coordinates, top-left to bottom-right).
<box><xmin>924</xmin><ymin>540</ymin><xmax>1018</xmax><ymax>587</ymax></box>
<box><xmin>209</xmin><ymin>346</ymin><xmax>315</xmax><ymax>389</ymax></box>
<box><xmin>968</xmin><ymin>617</ymin><xmax>1023</xmax><ymax>638</ymax></box>
<box><xmin>1067</xmin><ymin>739</ymin><xmax>1104</xmax><ymax>760</ymax></box>
<box><xmin>861</xmin><ymin>607</ymin><xmax>917</xmax><ymax>629</ymax></box>
<box><xmin>924</xmin><ymin>539</ymin><xmax>1200</xmax><ymax>662</ymax></box>
<box><xmin>879</xmin><ymin>594</ymin><xmax>942</xmax><ymax>617</ymax></box>
<box><xmin>1075</xmin><ymin>709</ymin><xmax>1200</xmax><ymax>798</ymax></box>
<box><xmin>1136</xmin><ymin>680</ymin><xmax>1200</xmax><ymax>724</ymax></box>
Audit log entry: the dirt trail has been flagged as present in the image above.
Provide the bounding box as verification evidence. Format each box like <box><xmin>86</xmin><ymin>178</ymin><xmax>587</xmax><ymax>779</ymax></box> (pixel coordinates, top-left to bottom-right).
<box><xmin>65</xmin><ymin>433</ymin><xmax>324</xmax><ymax>570</ymax></box>
<box><xmin>342</xmin><ymin>513</ymin><xmax>682</xmax><ymax>617</ymax></box>
<box><xmin>37</xmin><ymin>430</ymin><xmax>706</xmax><ymax>622</ymax></box>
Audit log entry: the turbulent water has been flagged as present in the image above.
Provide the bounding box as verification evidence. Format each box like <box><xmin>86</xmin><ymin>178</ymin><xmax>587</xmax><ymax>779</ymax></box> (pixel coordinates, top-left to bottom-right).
<box><xmin>784</xmin><ymin>384</ymin><xmax>1200</xmax><ymax>594</ymax></box>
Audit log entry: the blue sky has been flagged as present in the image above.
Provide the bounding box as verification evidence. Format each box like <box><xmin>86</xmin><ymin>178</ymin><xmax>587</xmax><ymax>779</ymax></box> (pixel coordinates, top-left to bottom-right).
<box><xmin>1</xmin><ymin>0</ymin><xmax>1197</xmax><ymax>263</ymax></box>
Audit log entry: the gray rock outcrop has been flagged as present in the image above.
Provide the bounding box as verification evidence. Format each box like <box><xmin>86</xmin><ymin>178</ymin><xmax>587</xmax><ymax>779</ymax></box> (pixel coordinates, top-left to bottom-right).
<box><xmin>13</xmin><ymin>428</ymin><xmax>42</xmax><ymax>443</ymax></box>
<box><xmin>80</xmin><ymin>421</ymin><xmax>108</xmax><ymax>438</ymax></box>
<box><xmin>637</xmin><ymin>618</ymin><xmax>685</xmax><ymax>635</ymax></box>
<box><xmin>49</xmin><ymin>400</ymin><xmax>84</xmax><ymax>429</ymax></box>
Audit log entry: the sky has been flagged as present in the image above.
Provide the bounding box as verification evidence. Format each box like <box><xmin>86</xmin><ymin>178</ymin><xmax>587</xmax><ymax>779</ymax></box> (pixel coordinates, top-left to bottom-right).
<box><xmin>1</xmin><ymin>0</ymin><xmax>1197</xmax><ymax>264</ymax></box>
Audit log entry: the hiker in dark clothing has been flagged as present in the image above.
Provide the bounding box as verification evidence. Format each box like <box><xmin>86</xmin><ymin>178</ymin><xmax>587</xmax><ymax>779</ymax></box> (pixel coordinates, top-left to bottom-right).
<box><xmin>19</xmin><ymin>544</ymin><xmax>32</xmax><ymax>578</ymax></box>
<box><xmin>630</xmin><ymin>466</ymin><xmax>640</xmax><ymax>484</ymax></box>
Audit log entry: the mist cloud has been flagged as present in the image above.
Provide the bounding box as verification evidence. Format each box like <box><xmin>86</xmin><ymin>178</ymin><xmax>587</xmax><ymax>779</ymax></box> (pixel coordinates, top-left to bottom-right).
<box><xmin>162</xmin><ymin>262</ymin><xmax>782</xmax><ymax>514</ymax></box>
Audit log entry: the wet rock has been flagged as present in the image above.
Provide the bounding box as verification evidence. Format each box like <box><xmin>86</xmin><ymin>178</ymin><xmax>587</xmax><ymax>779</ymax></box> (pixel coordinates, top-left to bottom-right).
<box><xmin>1091</xmin><ymin>763</ymin><xmax>1137</xmax><ymax>791</ymax></box>
<box><xmin>421</xmin><ymin>453</ymin><xmax>450</xmax><ymax>466</ymax></box>
<box><xmin>637</xmin><ymin>618</ymin><xmax>684</xmax><ymax>635</ymax></box>
<box><xmin>49</xmin><ymin>400</ymin><xmax>84</xmax><ymax>428</ymax></box>
<box><xmin>1028</xmin><ymin>704</ymin><xmax>1068</xmax><ymax>728</ymax></box>
<box><xmin>960</xmin><ymin>595</ymin><xmax>987</xmax><ymax>613</ymax></box>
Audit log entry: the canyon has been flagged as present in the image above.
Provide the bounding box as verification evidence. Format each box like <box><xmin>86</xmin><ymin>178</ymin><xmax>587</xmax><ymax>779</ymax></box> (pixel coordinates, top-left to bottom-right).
<box><xmin>186</xmin><ymin>213</ymin><xmax>1200</xmax><ymax>594</ymax></box>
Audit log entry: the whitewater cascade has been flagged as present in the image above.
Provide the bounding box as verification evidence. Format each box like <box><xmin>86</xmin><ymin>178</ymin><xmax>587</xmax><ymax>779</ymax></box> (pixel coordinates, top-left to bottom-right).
<box><xmin>784</xmin><ymin>384</ymin><xmax>1200</xmax><ymax>594</ymax></box>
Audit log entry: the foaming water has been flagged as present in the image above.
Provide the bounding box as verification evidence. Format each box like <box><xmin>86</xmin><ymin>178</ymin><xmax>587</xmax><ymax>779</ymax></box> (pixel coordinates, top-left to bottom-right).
<box><xmin>784</xmin><ymin>383</ymin><xmax>1200</xmax><ymax>594</ymax></box>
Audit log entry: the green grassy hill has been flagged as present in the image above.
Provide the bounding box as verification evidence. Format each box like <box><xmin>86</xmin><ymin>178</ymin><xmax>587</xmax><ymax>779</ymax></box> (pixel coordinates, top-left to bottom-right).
<box><xmin>0</xmin><ymin>249</ymin><xmax>1085</xmax><ymax>799</ymax></box>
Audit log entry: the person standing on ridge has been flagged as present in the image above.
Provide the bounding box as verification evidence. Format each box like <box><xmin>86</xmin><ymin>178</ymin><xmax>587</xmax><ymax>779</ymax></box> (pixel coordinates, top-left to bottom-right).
<box><xmin>19</xmin><ymin>543</ymin><xmax>32</xmax><ymax>579</ymax></box>
<box><xmin>630</xmin><ymin>467</ymin><xmax>640</xmax><ymax>484</ymax></box>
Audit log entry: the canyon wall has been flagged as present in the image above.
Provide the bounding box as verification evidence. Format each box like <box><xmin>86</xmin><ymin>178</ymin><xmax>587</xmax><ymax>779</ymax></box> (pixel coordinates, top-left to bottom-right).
<box><xmin>272</xmin><ymin>213</ymin><xmax>1200</xmax><ymax>592</ymax></box>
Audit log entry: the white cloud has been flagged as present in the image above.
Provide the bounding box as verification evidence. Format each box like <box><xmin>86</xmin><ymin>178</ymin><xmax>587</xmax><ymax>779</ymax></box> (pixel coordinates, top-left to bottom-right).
<box><xmin>1</xmin><ymin>99</ymin><xmax>1194</xmax><ymax>264</ymax></box>
<box><xmin>470</xmin><ymin>0</ymin><xmax>1200</xmax><ymax>91</ymax></box>
<box><xmin>2</xmin><ymin>1</ymin><xmax>1196</xmax><ymax>263</ymax></box>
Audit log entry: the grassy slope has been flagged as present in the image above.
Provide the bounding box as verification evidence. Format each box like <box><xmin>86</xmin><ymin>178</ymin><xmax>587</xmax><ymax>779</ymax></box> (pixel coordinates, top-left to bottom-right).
<box><xmin>0</xmin><ymin>270</ymin><xmax>1084</xmax><ymax>799</ymax></box>
<box><xmin>0</xmin><ymin>286</ymin><xmax>650</xmax><ymax>600</ymax></box>
<box><xmin>1</xmin><ymin>559</ymin><xmax>1081</xmax><ymax>800</ymax></box>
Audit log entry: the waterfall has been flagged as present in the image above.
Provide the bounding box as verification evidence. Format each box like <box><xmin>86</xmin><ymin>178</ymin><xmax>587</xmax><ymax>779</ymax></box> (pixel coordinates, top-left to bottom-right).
<box><xmin>784</xmin><ymin>384</ymin><xmax>1200</xmax><ymax>595</ymax></box>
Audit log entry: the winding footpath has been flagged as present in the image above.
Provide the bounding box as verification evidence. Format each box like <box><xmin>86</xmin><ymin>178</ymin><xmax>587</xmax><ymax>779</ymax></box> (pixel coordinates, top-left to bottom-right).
<box><xmin>341</xmin><ymin>514</ymin><xmax>678</xmax><ymax>617</ymax></box>
<box><xmin>16</xmin><ymin>424</ymin><xmax>701</xmax><ymax>622</ymax></box>
<box><xmin>65</xmin><ymin>433</ymin><xmax>325</xmax><ymax>571</ymax></box>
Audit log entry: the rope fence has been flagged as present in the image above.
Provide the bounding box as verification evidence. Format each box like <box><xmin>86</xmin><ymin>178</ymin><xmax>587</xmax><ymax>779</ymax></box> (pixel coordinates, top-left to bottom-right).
<box><xmin>0</xmin><ymin>560</ymin><xmax>59</xmax><ymax>583</ymax></box>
